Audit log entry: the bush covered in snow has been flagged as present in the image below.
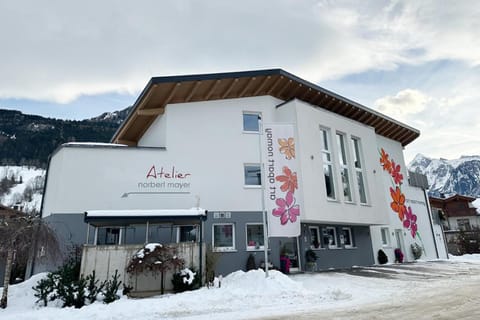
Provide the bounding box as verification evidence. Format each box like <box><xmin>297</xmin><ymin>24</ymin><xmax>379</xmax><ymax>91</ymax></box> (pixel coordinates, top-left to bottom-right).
<box><xmin>171</xmin><ymin>268</ymin><xmax>201</xmax><ymax>293</ymax></box>
<box><xmin>32</xmin><ymin>261</ymin><xmax>122</xmax><ymax>308</ymax></box>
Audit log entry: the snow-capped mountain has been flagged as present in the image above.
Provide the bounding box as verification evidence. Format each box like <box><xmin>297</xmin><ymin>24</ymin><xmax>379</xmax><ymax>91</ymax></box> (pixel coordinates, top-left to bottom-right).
<box><xmin>409</xmin><ymin>154</ymin><xmax>480</xmax><ymax>197</ymax></box>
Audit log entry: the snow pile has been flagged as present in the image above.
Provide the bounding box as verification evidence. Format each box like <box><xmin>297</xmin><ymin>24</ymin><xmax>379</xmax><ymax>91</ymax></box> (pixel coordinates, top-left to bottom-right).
<box><xmin>448</xmin><ymin>253</ymin><xmax>480</xmax><ymax>262</ymax></box>
<box><xmin>180</xmin><ymin>268</ymin><xmax>196</xmax><ymax>285</ymax></box>
<box><xmin>135</xmin><ymin>243</ymin><xmax>162</xmax><ymax>258</ymax></box>
<box><xmin>3</xmin><ymin>258</ymin><xmax>480</xmax><ymax>320</ymax></box>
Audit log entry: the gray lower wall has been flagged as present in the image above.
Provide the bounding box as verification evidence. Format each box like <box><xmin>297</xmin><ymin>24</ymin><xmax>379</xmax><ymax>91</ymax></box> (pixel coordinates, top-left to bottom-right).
<box><xmin>31</xmin><ymin>211</ymin><xmax>375</xmax><ymax>279</ymax></box>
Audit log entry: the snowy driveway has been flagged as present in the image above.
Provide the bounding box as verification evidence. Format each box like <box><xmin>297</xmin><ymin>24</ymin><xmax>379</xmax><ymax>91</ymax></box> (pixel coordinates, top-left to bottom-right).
<box><xmin>2</xmin><ymin>256</ymin><xmax>480</xmax><ymax>320</ymax></box>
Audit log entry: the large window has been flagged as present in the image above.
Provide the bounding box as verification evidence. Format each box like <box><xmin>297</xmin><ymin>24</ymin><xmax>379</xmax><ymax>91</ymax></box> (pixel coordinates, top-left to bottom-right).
<box><xmin>320</xmin><ymin>128</ymin><xmax>336</xmax><ymax>199</ymax></box>
<box><xmin>309</xmin><ymin>226</ymin><xmax>321</xmax><ymax>249</ymax></box>
<box><xmin>336</xmin><ymin>133</ymin><xmax>352</xmax><ymax>202</ymax></box>
<box><xmin>341</xmin><ymin>227</ymin><xmax>353</xmax><ymax>248</ymax></box>
<box><xmin>213</xmin><ymin>223</ymin><xmax>235</xmax><ymax>251</ymax></box>
<box><xmin>178</xmin><ymin>225</ymin><xmax>198</xmax><ymax>242</ymax></box>
<box><xmin>243</xmin><ymin>112</ymin><xmax>261</xmax><ymax>132</ymax></box>
<box><xmin>323</xmin><ymin>227</ymin><xmax>337</xmax><ymax>248</ymax></box>
<box><xmin>244</xmin><ymin>164</ymin><xmax>261</xmax><ymax>186</ymax></box>
<box><xmin>246</xmin><ymin>224</ymin><xmax>264</xmax><ymax>250</ymax></box>
<box><xmin>352</xmin><ymin>137</ymin><xmax>367</xmax><ymax>204</ymax></box>
<box><xmin>97</xmin><ymin>227</ymin><xmax>120</xmax><ymax>245</ymax></box>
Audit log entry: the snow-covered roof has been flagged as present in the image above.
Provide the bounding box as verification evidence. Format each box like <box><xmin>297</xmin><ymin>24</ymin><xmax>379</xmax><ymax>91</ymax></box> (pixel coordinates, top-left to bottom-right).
<box><xmin>84</xmin><ymin>208</ymin><xmax>207</xmax><ymax>225</ymax></box>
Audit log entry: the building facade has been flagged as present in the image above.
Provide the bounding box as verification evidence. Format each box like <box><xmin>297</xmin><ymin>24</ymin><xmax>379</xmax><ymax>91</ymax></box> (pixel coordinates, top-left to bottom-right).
<box><xmin>35</xmin><ymin>69</ymin><xmax>447</xmax><ymax>279</ymax></box>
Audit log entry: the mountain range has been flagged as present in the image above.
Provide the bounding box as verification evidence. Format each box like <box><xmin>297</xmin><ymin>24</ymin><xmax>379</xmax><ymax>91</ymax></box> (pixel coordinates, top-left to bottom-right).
<box><xmin>0</xmin><ymin>107</ymin><xmax>131</xmax><ymax>168</ymax></box>
<box><xmin>408</xmin><ymin>154</ymin><xmax>480</xmax><ymax>198</ymax></box>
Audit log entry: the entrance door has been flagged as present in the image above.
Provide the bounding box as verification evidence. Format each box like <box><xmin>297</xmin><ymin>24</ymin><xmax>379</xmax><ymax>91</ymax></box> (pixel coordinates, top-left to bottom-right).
<box><xmin>282</xmin><ymin>238</ymin><xmax>300</xmax><ymax>272</ymax></box>
<box><xmin>394</xmin><ymin>229</ymin><xmax>405</xmax><ymax>253</ymax></box>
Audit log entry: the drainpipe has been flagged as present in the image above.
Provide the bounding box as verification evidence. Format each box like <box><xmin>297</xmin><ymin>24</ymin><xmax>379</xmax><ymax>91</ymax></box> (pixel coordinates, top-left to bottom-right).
<box><xmin>199</xmin><ymin>217</ymin><xmax>204</xmax><ymax>285</ymax></box>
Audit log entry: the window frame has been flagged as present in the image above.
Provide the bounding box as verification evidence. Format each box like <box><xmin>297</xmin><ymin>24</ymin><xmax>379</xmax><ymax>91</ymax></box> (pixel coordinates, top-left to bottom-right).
<box><xmin>244</xmin><ymin>163</ymin><xmax>262</xmax><ymax>187</ymax></box>
<box><xmin>96</xmin><ymin>227</ymin><xmax>121</xmax><ymax>245</ymax></box>
<box><xmin>177</xmin><ymin>225</ymin><xmax>198</xmax><ymax>243</ymax></box>
<box><xmin>245</xmin><ymin>223</ymin><xmax>265</xmax><ymax>251</ymax></box>
<box><xmin>320</xmin><ymin>127</ymin><xmax>336</xmax><ymax>200</ymax></box>
<box><xmin>336</xmin><ymin>132</ymin><xmax>353</xmax><ymax>202</ymax></box>
<box><xmin>380</xmin><ymin>227</ymin><xmax>390</xmax><ymax>247</ymax></box>
<box><xmin>341</xmin><ymin>227</ymin><xmax>354</xmax><ymax>248</ymax></box>
<box><xmin>242</xmin><ymin>112</ymin><xmax>261</xmax><ymax>133</ymax></box>
<box><xmin>351</xmin><ymin>137</ymin><xmax>368</xmax><ymax>204</ymax></box>
<box><xmin>457</xmin><ymin>218</ymin><xmax>471</xmax><ymax>231</ymax></box>
<box><xmin>212</xmin><ymin>223</ymin><xmax>236</xmax><ymax>252</ymax></box>
<box><xmin>309</xmin><ymin>226</ymin><xmax>321</xmax><ymax>249</ymax></box>
<box><xmin>323</xmin><ymin>226</ymin><xmax>338</xmax><ymax>249</ymax></box>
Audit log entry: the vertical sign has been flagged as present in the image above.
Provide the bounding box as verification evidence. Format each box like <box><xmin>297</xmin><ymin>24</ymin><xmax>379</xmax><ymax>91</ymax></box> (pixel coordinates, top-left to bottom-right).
<box><xmin>263</xmin><ymin>124</ymin><xmax>301</xmax><ymax>237</ymax></box>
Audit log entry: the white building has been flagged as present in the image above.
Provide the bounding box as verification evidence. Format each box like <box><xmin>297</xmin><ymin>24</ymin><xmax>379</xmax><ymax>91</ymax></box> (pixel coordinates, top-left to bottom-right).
<box><xmin>35</xmin><ymin>69</ymin><xmax>447</xmax><ymax>279</ymax></box>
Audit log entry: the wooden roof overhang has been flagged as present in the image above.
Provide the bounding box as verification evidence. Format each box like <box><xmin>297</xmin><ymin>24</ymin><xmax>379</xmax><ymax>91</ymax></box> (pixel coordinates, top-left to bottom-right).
<box><xmin>111</xmin><ymin>69</ymin><xmax>420</xmax><ymax>146</ymax></box>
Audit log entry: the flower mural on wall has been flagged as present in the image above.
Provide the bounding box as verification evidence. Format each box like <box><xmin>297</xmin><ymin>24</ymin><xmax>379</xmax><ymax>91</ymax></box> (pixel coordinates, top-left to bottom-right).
<box><xmin>379</xmin><ymin>148</ymin><xmax>419</xmax><ymax>239</ymax></box>
<box><xmin>390</xmin><ymin>186</ymin><xmax>407</xmax><ymax>221</ymax></box>
<box><xmin>272</xmin><ymin>191</ymin><xmax>300</xmax><ymax>225</ymax></box>
<box><xmin>275</xmin><ymin>166</ymin><xmax>298</xmax><ymax>193</ymax></box>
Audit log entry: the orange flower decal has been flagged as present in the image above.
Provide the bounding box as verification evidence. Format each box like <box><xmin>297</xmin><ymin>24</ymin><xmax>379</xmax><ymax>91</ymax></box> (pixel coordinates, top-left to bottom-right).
<box><xmin>275</xmin><ymin>166</ymin><xmax>298</xmax><ymax>193</ymax></box>
<box><xmin>390</xmin><ymin>186</ymin><xmax>406</xmax><ymax>221</ymax></box>
<box><xmin>278</xmin><ymin>137</ymin><xmax>295</xmax><ymax>160</ymax></box>
<box><xmin>380</xmin><ymin>148</ymin><xmax>392</xmax><ymax>173</ymax></box>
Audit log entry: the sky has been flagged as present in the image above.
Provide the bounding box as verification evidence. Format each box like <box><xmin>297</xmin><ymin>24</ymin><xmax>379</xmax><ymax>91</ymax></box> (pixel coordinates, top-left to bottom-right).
<box><xmin>0</xmin><ymin>1</ymin><xmax>479</xmax><ymax>163</ymax></box>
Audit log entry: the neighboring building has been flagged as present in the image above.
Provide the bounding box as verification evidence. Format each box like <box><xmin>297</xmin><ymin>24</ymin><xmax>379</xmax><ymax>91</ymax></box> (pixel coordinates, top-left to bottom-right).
<box><xmin>430</xmin><ymin>194</ymin><xmax>479</xmax><ymax>231</ymax></box>
<box><xmin>430</xmin><ymin>194</ymin><xmax>480</xmax><ymax>254</ymax></box>
<box><xmin>33</xmin><ymin>69</ymin><xmax>447</xmax><ymax>282</ymax></box>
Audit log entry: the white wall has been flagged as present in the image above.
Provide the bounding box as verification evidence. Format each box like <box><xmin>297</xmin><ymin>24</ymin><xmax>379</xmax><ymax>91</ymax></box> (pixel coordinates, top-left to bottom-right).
<box><xmin>372</xmin><ymin>135</ymin><xmax>448</xmax><ymax>261</ymax></box>
<box><xmin>43</xmin><ymin>96</ymin><xmax>286</xmax><ymax>216</ymax></box>
<box><xmin>276</xmin><ymin>99</ymin><xmax>389</xmax><ymax>225</ymax></box>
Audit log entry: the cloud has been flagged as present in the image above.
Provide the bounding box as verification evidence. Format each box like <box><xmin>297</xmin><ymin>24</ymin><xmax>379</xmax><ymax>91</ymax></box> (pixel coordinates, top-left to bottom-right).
<box><xmin>375</xmin><ymin>89</ymin><xmax>430</xmax><ymax>119</ymax></box>
<box><xmin>0</xmin><ymin>0</ymin><xmax>480</xmax><ymax>104</ymax></box>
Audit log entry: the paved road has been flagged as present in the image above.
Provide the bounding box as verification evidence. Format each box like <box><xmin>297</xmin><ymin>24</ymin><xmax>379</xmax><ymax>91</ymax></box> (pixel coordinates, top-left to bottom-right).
<box><xmin>262</xmin><ymin>261</ymin><xmax>480</xmax><ymax>320</ymax></box>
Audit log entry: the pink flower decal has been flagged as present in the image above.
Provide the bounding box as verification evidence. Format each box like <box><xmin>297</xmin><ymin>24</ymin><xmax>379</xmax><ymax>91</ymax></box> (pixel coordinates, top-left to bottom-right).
<box><xmin>403</xmin><ymin>206</ymin><xmax>418</xmax><ymax>238</ymax></box>
<box><xmin>272</xmin><ymin>191</ymin><xmax>300</xmax><ymax>225</ymax></box>
<box><xmin>390</xmin><ymin>160</ymin><xmax>404</xmax><ymax>185</ymax></box>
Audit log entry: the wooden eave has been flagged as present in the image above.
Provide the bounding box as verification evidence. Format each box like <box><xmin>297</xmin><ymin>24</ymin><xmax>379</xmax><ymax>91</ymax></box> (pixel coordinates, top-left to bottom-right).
<box><xmin>111</xmin><ymin>69</ymin><xmax>420</xmax><ymax>146</ymax></box>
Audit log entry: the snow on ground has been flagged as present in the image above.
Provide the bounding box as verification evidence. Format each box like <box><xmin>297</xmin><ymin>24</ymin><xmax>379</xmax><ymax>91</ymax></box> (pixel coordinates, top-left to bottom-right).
<box><xmin>2</xmin><ymin>257</ymin><xmax>480</xmax><ymax>320</ymax></box>
<box><xmin>0</xmin><ymin>165</ymin><xmax>45</xmax><ymax>213</ymax></box>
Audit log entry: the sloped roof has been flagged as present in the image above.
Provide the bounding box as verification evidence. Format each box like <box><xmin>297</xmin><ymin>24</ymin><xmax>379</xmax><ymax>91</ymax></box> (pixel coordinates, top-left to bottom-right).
<box><xmin>111</xmin><ymin>69</ymin><xmax>420</xmax><ymax>146</ymax></box>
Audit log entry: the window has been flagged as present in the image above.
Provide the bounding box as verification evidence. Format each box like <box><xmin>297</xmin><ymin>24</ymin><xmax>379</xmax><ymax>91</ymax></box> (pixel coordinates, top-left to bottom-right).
<box><xmin>97</xmin><ymin>227</ymin><xmax>120</xmax><ymax>245</ymax></box>
<box><xmin>246</xmin><ymin>224</ymin><xmax>264</xmax><ymax>250</ymax></box>
<box><xmin>352</xmin><ymin>137</ymin><xmax>367</xmax><ymax>204</ymax></box>
<box><xmin>323</xmin><ymin>227</ymin><xmax>337</xmax><ymax>248</ymax></box>
<box><xmin>244</xmin><ymin>164</ymin><xmax>261</xmax><ymax>186</ymax></box>
<box><xmin>178</xmin><ymin>225</ymin><xmax>198</xmax><ymax>242</ymax></box>
<box><xmin>341</xmin><ymin>227</ymin><xmax>353</xmax><ymax>248</ymax></box>
<box><xmin>243</xmin><ymin>112</ymin><xmax>261</xmax><ymax>132</ymax></box>
<box><xmin>309</xmin><ymin>226</ymin><xmax>321</xmax><ymax>249</ymax></box>
<box><xmin>213</xmin><ymin>223</ymin><xmax>235</xmax><ymax>251</ymax></box>
<box><xmin>381</xmin><ymin>227</ymin><xmax>390</xmax><ymax>246</ymax></box>
<box><xmin>336</xmin><ymin>133</ymin><xmax>352</xmax><ymax>202</ymax></box>
<box><xmin>320</xmin><ymin>128</ymin><xmax>336</xmax><ymax>199</ymax></box>
<box><xmin>457</xmin><ymin>219</ymin><xmax>471</xmax><ymax>231</ymax></box>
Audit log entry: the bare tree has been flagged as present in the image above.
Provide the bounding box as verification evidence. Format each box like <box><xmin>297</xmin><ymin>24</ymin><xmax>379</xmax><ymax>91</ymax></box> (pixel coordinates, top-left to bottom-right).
<box><xmin>0</xmin><ymin>215</ymin><xmax>58</xmax><ymax>309</ymax></box>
